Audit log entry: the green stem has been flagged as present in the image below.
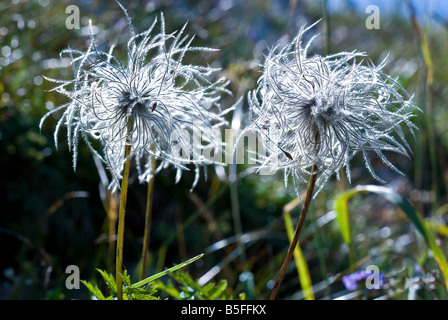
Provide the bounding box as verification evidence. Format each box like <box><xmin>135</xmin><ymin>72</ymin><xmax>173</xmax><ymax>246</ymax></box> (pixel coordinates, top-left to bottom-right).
<box><xmin>230</xmin><ymin>134</ymin><xmax>247</xmax><ymax>269</ymax></box>
<box><xmin>140</xmin><ymin>151</ymin><xmax>156</xmax><ymax>281</ymax></box>
<box><xmin>107</xmin><ymin>195</ymin><xmax>118</xmax><ymax>273</ymax></box>
<box><xmin>269</xmin><ymin>164</ymin><xmax>318</xmax><ymax>300</ymax></box>
<box><xmin>116</xmin><ymin>122</ymin><xmax>134</xmax><ymax>300</ymax></box>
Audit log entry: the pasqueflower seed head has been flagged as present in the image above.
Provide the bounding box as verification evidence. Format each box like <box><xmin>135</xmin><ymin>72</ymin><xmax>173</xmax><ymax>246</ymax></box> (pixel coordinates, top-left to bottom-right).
<box><xmin>246</xmin><ymin>23</ymin><xmax>419</xmax><ymax>195</ymax></box>
<box><xmin>41</xmin><ymin>6</ymin><xmax>233</xmax><ymax>190</ymax></box>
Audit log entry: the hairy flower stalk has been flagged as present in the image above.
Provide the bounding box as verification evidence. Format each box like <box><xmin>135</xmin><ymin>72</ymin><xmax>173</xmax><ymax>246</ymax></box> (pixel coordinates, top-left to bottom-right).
<box><xmin>40</xmin><ymin>4</ymin><xmax>233</xmax><ymax>299</ymax></box>
<box><xmin>140</xmin><ymin>147</ymin><xmax>155</xmax><ymax>281</ymax></box>
<box><xmin>270</xmin><ymin>163</ymin><xmax>317</xmax><ymax>300</ymax></box>
<box><xmin>245</xmin><ymin>23</ymin><xmax>419</xmax><ymax>299</ymax></box>
<box><xmin>116</xmin><ymin>119</ymin><xmax>133</xmax><ymax>300</ymax></box>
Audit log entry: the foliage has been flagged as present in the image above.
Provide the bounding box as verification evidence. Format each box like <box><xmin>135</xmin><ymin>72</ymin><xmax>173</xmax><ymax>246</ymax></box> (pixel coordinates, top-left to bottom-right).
<box><xmin>82</xmin><ymin>254</ymin><xmax>204</xmax><ymax>300</ymax></box>
<box><xmin>82</xmin><ymin>269</ymin><xmax>159</xmax><ymax>300</ymax></box>
<box><xmin>81</xmin><ymin>256</ymin><xmax>245</xmax><ymax>300</ymax></box>
<box><xmin>157</xmin><ymin>270</ymin><xmax>245</xmax><ymax>300</ymax></box>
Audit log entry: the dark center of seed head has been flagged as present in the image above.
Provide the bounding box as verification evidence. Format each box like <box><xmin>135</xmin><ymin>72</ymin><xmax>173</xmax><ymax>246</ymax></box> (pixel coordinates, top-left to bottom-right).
<box><xmin>308</xmin><ymin>96</ymin><xmax>335</xmax><ymax>118</ymax></box>
<box><xmin>303</xmin><ymin>97</ymin><xmax>317</xmax><ymax>109</ymax></box>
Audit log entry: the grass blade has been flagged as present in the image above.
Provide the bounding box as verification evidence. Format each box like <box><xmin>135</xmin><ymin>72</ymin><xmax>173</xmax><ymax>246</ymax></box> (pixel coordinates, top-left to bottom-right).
<box><xmin>283</xmin><ymin>211</ymin><xmax>314</xmax><ymax>300</ymax></box>
<box><xmin>131</xmin><ymin>253</ymin><xmax>204</xmax><ymax>288</ymax></box>
<box><xmin>333</xmin><ymin>185</ymin><xmax>448</xmax><ymax>292</ymax></box>
<box><xmin>334</xmin><ymin>188</ymin><xmax>358</xmax><ymax>268</ymax></box>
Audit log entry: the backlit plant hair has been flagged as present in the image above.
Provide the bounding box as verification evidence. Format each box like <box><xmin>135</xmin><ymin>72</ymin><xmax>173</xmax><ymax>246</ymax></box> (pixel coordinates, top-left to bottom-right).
<box><xmin>244</xmin><ymin>23</ymin><xmax>419</xmax><ymax>299</ymax></box>
<box><xmin>40</xmin><ymin>3</ymin><xmax>233</xmax><ymax>299</ymax></box>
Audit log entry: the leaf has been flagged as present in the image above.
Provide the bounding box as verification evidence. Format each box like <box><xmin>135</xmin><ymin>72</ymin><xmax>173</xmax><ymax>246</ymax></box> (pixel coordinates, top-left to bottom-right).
<box><xmin>121</xmin><ymin>269</ymin><xmax>132</xmax><ymax>287</ymax></box>
<box><xmin>84</xmin><ymin>269</ymin><xmax>159</xmax><ymax>300</ymax></box>
<box><xmin>334</xmin><ymin>188</ymin><xmax>358</xmax><ymax>267</ymax></box>
<box><xmin>208</xmin><ymin>280</ymin><xmax>228</xmax><ymax>300</ymax></box>
<box><xmin>158</xmin><ymin>271</ymin><xmax>239</xmax><ymax>300</ymax></box>
<box><xmin>155</xmin><ymin>280</ymin><xmax>182</xmax><ymax>299</ymax></box>
<box><xmin>81</xmin><ymin>280</ymin><xmax>106</xmax><ymax>300</ymax></box>
<box><xmin>426</xmin><ymin>220</ymin><xmax>448</xmax><ymax>238</ymax></box>
<box><xmin>96</xmin><ymin>268</ymin><xmax>117</xmax><ymax>293</ymax></box>
<box><xmin>283</xmin><ymin>211</ymin><xmax>314</xmax><ymax>300</ymax></box>
<box><xmin>131</xmin><ymin>253</ymin><xmax>204</xmax><ymax>289</ymax></box>
<box><xmin>333</xmin><ymin>185</ymin><xmax>448</xmax><ymax>292</ymax></box>
<box><xmin>125</xmin><ymin>283</ymin><xmax>159</xmax><ymax>300</ymax></box>
<box><xmin>92</xmin><ymin>254</ymin><xmax>205</xmax><ymax>300</ymax></box>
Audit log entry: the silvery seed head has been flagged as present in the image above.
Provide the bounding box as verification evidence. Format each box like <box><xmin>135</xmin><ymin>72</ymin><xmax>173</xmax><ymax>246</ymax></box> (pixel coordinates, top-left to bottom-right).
<box><xmin>246</xmin><ymin>23</ymin><xmax>419</xmax><ymax>195</ymax></box>
<box><xmin>40</xmin><ymin>7</ymin><xmax>233</xmax><ymax>191</ymax></box>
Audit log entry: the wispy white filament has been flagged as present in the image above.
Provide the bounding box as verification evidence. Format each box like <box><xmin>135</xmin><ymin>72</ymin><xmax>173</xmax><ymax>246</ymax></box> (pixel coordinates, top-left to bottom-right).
<box><xmin>41</xmin><ymin>8</ymin><xmax>233</xmax><ymax>191</ymax></box>
<box><xmin>245</xmin><ymin>23</ymin><xmax>420</xmax><ymax>195</ymax></box>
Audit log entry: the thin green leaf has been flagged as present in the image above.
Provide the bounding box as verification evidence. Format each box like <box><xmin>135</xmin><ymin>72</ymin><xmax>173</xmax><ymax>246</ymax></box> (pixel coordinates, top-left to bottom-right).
<box><xmin>131</xmin><ymin>253</ymin><xmax>204</xmax><ymax>288</ymax></box>
<box><xmin>333</xmin><ymin>185</ymin><xmax>448</xmax><ymax>291</ymax></box>
<box><xmin>283</xmin><ymin>211</ymin><xmax>315</xmax><ymax>300</ymax></box>
<box><xmin>334</xmin><ymin>188</ymin><xmax>359</xmax><ymax>267</ymax></box>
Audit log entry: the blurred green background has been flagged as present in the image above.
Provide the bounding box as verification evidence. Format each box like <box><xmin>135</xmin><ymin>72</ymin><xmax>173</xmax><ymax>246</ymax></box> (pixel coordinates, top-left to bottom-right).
<box><xmin>1</xmin><ymin>0</ymin><xmax>447</xmax><ymax>300</ymax></box>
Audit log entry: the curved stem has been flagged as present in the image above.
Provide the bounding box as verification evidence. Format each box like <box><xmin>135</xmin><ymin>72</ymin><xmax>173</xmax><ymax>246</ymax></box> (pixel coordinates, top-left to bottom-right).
<box><xmin>269</xmin><ymin>163</ymin><xmax>318</xmax><ymax>300</ymax></box>
<box><xmin>140</xmin><ymin>151</ymin><xmax>156</xmax><ymax>281</ymax></box>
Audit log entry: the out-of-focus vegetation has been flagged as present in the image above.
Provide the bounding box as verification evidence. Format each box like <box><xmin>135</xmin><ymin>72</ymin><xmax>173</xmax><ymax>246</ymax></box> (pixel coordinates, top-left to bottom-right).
<box><xmin>1</xmin><ymin>0</ymin><xmax>447</xmax><ymax>300</ymax></box>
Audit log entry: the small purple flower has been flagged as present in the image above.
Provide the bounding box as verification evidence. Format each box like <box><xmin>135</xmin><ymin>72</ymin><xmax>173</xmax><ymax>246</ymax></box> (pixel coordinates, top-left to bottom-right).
<box><xmin>414</xmin><ymin>264</ymin><xmax>422</xmax><ymax>276</ymax></box>
<box><xmin>342</xmin><ymin>270</ymin><xmax>384</xmax><ymax>291</ymax></box>
<box><xmin>246</xmin><ymin>27</ymin><xmax>259</xmax><ymax>43</ymax></box>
